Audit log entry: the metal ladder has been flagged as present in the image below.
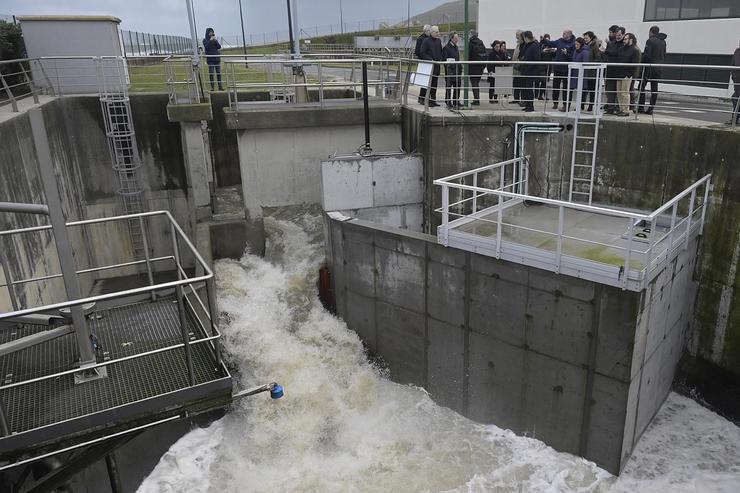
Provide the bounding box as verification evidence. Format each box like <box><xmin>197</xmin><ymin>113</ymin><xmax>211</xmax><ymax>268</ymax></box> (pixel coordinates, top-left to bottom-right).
<box><xmin>567</xmin><ymin>63</ymin><xmax>606</xmax><ymax>205</ymax></box>
<box><xmin>97</xmin><ymin>58</ymin><xmax>147</xmax><ymax>259</ymax></box>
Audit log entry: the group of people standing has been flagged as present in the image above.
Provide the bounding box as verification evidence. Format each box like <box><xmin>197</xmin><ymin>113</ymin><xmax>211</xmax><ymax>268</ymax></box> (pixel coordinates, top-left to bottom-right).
<box><xmin>414</xmin><ymin>24</ymin><xmax>669</xmax><ymax>116</ymax></box>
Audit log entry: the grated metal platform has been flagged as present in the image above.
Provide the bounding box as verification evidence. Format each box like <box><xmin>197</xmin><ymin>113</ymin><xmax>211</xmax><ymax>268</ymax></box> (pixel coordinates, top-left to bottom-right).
<box><xmin>0</xmin><ymin>297</ymin><xmax>230</xmax><ymax>459</ymax></box>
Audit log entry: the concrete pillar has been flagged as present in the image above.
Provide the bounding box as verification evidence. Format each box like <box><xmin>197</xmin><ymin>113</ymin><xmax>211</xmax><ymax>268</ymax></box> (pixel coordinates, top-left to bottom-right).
<box><xmin>180</xmin><ymin>122</ymin><xmax>213</xmax><ymax>222</ymax></box>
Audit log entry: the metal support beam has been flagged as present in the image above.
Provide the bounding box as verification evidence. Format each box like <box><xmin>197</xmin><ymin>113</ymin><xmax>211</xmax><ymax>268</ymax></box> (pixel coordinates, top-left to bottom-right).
<box><xmin>361</xmin><ymin>61</ymin><xmax>372</xmax><ymax>155</ymax></box>
<box><xmin>0</xmin><ymin>202</ymin><xmax>49</xmax><ymax>215</ymax></box>
<box><xmin>0</xmin><ymin>324</ymin><xmax>73</xmax><ymax>357</ymax></box>
<box><xmin>28</xmin><ymin>109</ymin><xmax>96</xmax><ymax>367</ymax></box>
<box><xmin>105</xmin><ymin>452</ymin><xmax>123</xmax><ymax>493</ymax></box>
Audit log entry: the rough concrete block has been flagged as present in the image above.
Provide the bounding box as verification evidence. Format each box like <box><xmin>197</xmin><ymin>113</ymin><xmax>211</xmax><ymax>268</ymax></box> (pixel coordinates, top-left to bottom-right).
<box><xmin>472</xmin><ymin>254</ymin><xmax>528</xmax><ymax>286</ymax></box>
<box><xmin>372</xmin><ymin>155</ymin><xmax>424</xmax><ymax>207</ymax></box>
<box><xmin>584</xmin><ymin>374</ymin><xmax>629</xmax><ymax>474</ymax></box>
<box><xmin>375</xmin><ymin>248</ymin><xmax>426</xmax><ymax>313</ymax></box>
<box><xmin>644</xmin><ymin>283</ymin><xmax>670</xmax><ymax>365</ymax></box>
<box><xmin>595</xmin><ymin>288</ymin><xmax>639</xmax><ymax>383</ymax></box>
<box><xmin>376</xmin><ymin>301</ymin><xmax>425</xmax><ymax>386</ymax></box>
<box><xmin>321</xmin><ymin>159</ymin><xmax>374</xmax><ymax>211</ymax></box>
<box><xmin>469</xmin><ymin>272</ymin><xmax>527</xmax><ymax>346</ymax></box>
<box><xmin>167</xmin><ymin>103</ymin><xmax>213</xmax><ymax>122</ymax></box>
<box><xmin>520</xmin><ymin>351</ymin><xmax>587</xmax><ymax>454</ymax></box>
<box><xmin>343</xmin><ymin>221</ymin><xmax>375</xmax><ymax>245</ymax></box>
<box><xmin>428</xmin><ymin>242</ymin><xmax>466</xmax><ymax>269</ymax></box>
<box><xmin>528</xmin><ymin>269</ymin><xmax>596</xmax><ymax>302</ymax></box>
<box><xmin>525</xmin><ymin>289</ymin><xmax>593</xmax><ymax>366</ymax></box>
<box><xmin>427</xmin><ymin>318</ymin><xmax>465</xmax><ymax>414</ymax></box>
<box><xmin>468</xmin><ymin>332</ymin><xmax>525</xmax><ymax>431</ymax></box>
<box><xmin>426</xmin><ymin>260</ymin><xmax>466</xmax><ymax>327</ymax></box>
<box><xmin>621</xmin><ymin>375</ymin><xmax>641</xmax><ymax>467</ymax></box>
<box><xmin>344</xmin><ymin>290</ymin><xmax>377</xmax><ymax>351</ymax></box>
<box><xmin>374</xmin><ymin>229</ymin><xmax>427</xmax><ymax>258</ymax></box>
<box><xmin>344</xmin><ymin>240</ymin><xmax>375</xmax><ymax>298</ymax></box>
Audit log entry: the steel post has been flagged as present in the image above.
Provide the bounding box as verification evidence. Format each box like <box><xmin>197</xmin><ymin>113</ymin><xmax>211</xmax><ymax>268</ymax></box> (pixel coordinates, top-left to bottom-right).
<box><xmin>171</xmin><ymin>224</ymin><xmax>196</xmax><ymax>386</ymax></box>
<box><xmin>29</xmin><ymin>109</ymin><xmax>96</xmax><ymax>366</ymax></box>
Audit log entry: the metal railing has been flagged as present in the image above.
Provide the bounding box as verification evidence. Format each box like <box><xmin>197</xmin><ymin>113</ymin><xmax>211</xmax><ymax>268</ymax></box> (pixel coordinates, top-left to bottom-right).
<box><xmin>3</xmin><ymin>55</ymin><xmax>739</xmax><ymax>127</ymax></box>
<box><xmin>0</xmin><ymin>210</ymin><xmax>223</xmax><ymax>434</ymax></box>
<box><xmin>122</xmin><ymin>29</ymin><xmax>192</xmax><ymax>56</ymax></box>
<box><xmin>223</xmin><ymin>56</ymin><xmax>403</xmax><ymax>109</ymax></box>
<box><xmin>164</xmin><ymin>55</ymin><xmax>201</xmax><ymax>104</ymax></box>
<box><xmin>435</xmin><ymin>163</ymin><xmax>712</xmax><ymax>291</ymax></box>
<box><xmin>403</xmin><ymin>58</ymin><xmax>739</xmax><ymax>126</ymax></box>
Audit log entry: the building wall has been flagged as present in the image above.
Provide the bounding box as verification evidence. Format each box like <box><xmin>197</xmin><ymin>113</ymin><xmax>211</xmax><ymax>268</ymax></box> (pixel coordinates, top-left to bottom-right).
<box><xmin>478</xmin><ymin>0</ymin><xmax>739</xmax><ymax>57</ymax></box>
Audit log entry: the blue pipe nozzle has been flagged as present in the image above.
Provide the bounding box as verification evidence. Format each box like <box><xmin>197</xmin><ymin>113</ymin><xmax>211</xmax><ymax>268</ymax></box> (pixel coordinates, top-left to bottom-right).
<box><xmin>270</xmin><ymin>384</ymin><xmax>284</xmax><ymax>399</ymax></box>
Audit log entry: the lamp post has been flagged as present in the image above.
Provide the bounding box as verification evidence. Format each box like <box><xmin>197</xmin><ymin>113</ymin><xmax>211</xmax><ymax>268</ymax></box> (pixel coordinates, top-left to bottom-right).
<box><xmin>340</xmin><ymin>0</ymin><xmax>344</xmax><ymax>34</ymax></box>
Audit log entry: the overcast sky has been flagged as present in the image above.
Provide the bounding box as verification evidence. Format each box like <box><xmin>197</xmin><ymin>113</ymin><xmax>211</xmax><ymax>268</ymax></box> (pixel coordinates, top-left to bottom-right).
<box><xmin>4</xmin><ymin>1</ymin><xmax>449</xmax><ymax>40</ymax></box>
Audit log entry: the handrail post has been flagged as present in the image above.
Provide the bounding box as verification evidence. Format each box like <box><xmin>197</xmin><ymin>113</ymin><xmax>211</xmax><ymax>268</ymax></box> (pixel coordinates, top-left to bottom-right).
<box><xmin>171</xmin><ymin>222</ymin><xmax>196</xmax><ymax>386</ymax></box>
<box><xmin>623</xmin><ymin>218</ymin><xmax>634</xmax><ymax>290</ymax></box>
<box><xmin>441</xmin><ymin>184</ymin><xmax>449</xmax><ymax>246</ymax></box>
<box><xmin>19</xmin><ymin>63</ymin><xmax>39</xmax><ymax>104</ymax></box>
<box><xmin>556</xmin><ymin>205</ymin><xmax>564</xmax><ymax>273</ymax></box>
<box><xmin>139</xmin><ymin>216</ymin><xmax>156</xmax><ymax>302</ymax></box>
<box><xmin>685</xmin><ymin>189</ymin><xmax>696</xmax><ymax>251</ymax></box>
<box><xmin>668</xmin><ymin>202</ymin><xmax>678</xmax><ymax>264</ymax></box>
<box><xmin>0</xmin><ymin>71</ymin><xmax>18</xmax><ymax>112</ymax></box>
<box><xmin>0</xmin><ymin>247</ymin><xmax>19</xmax><ymax>311</ymax></box>
<box><xmin>472</xmin><ymin>173</ymin><xmax>478</xmax><ymax>213</ymax></box>
<box><xmin>318</xmin><ymin>61</ymin><xmax>324</xmax><ymax>108</ymax></box>
<box><xmin>700</xmin><ymin>180</ymin><xmax>711</xmax><ymax>235</ymax></box>
<box><xmin>206</xmin><ymin>277</ymin><xmax>221</xmax><ymax>366</ymax></box>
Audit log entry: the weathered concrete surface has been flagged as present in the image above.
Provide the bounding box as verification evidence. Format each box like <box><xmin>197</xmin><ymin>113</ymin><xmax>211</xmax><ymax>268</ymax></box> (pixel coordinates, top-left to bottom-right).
<box><xmin>0</xmin><ymin>95</ymin><xmax>192</xmax><ymax>310</ymax></box>
<box><xmin>180</xmin><ymin>122</ymin><xmax>213</xmax><ymax>221</ymax></box>
<box><xmin>327</xmin><ymin>215</ymin><xmax>699</xmax><ymax>474</ymax></box>
<box><xmin>233</xmin><ymin>105</ymin><xmax>403</xmax><ymax>254</ymax></box>
<box><xmin>321</xmin><ymin>153</ymin><xmax>424</xmax><ymax>231</ymax></box>
<box><xmin>402</xmin><ymin>104</ymin><xmax>740</xmax><ymax>378</ymax></box>
<box><xmin>167</xmin><ymin>102</ymin><xmax>213</xmax><ymax>122</ymax></box>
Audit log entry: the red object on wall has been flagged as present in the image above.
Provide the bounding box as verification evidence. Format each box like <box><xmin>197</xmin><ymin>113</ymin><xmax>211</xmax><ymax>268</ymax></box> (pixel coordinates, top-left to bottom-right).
<box><xmin>318</xmin><ymin>265</ymin><xmax>335</xmax><ymax>313</ymax></box>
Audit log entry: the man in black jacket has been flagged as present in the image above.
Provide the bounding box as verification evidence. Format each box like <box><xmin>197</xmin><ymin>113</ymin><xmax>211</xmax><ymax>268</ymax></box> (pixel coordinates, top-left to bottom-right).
<box><xmin>615</xmin><ymin>32</ymin><xmax>640</xmax><ymax>116</ymax></box>
<box><xmin>443</xmin><ymin>32</ymin><xmax>461</xmax><ymax>108</ymax></box>
<box><xmin>419</xmin><ymin>26</ymin><xmax>444</xmax><ymax>107</ymax></box>
<box><xmin>604</xmin><ymin>25</ymin><xmax>623</xmax><ymax>113</ymax></box>
<box><xmin>468</xmin><ymin>31</ymin><xmax>488</xmax><ymax>105</ymax></box>
<box><xmin>520</xmin><ymin>31</ymin><xmax>540</xmax><ymax>112</ymax></box>
<box><xmin>638</xmin><ymin>26</ymin><xmax>667</xmax><ymax>115</ymax></box>
<box><xmin>415</xmin><ymin>25</ymin><xmax>431</xmax><ymax>104</ymax></box>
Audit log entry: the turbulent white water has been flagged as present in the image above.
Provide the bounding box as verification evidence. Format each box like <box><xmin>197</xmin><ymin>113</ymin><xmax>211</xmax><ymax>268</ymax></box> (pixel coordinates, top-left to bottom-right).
<box><xmin>139</xmin><ymin>212</ymin><xmax>740</xmax><ymax>493</ymax></box>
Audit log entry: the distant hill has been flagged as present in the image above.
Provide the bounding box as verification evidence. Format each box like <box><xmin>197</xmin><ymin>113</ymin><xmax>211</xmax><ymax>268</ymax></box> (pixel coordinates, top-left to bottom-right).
<box><xmin>405</xmin><ymin>0</ymin><xmax>479</xmax><ymax>27</ymax></box>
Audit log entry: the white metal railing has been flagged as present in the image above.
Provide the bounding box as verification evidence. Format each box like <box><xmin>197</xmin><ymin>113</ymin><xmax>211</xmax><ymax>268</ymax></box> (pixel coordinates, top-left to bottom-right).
<box><xmin>0</xmin><ymin>211</ymin><xmax>223</xmax><ymax>434</ymax></box>
<box><xmin>435</xmin><ymin>164</ymin><xmax>712</xmax><ymax>291</ymax></box>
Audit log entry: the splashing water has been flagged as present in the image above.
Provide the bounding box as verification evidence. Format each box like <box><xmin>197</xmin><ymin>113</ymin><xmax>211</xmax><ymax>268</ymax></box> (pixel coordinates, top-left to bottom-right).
<box><xmin>139</xmin><ymin>211</ymin><xmax>740</xmax><ymax>493</ymax></box>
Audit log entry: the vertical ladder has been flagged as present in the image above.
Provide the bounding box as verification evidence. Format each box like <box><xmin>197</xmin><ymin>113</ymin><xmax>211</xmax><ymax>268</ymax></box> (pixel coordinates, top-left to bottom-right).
<box><xmin>97</xmin><ymin>58</ymin><xmax>147</xmax><ymax>259</ymax></box>
<box><xmin>567</xmin><ymin>63</ymin><xmax>606</xmax><ymax>205</ymax></box>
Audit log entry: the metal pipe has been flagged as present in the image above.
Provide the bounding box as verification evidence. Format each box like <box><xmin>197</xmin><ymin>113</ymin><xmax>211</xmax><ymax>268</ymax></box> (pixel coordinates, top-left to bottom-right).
<box><xmin>185</xmin><ymin>0</ymin><xmax>200</xmax><ymax>67</ymax></box>
<box><xmin>0</xmin><ymin>202</ymin><xmax>49</xmax><ymax>215</ymax></box>
<box><xmin>361</xmin><ymin>61</ymin><xmax>371</xmax><ymax>153</ymax></box>
<box><xmin>139</xmin><ymin>216</ymin><xmax>156</xmax><ymax>302</ymax></box>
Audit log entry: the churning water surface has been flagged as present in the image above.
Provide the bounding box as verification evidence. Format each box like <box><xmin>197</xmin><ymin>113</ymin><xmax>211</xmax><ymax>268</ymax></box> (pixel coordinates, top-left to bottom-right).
<box><xmin>138</xmin><ymin>211</ymin><xmax>740</xmax><ymax>493</ymax></box>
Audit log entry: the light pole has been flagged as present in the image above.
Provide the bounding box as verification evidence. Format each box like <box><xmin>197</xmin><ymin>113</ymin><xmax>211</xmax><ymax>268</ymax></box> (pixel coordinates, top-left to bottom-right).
<box><xmin>339</xmin><ymin>0</ymin><xmax>344</xmax><ymax>34</ymax></box>
<box><xmin>238</xmin><ymin>0</ymin><xmax>247</xmax><ymax>53</ymax></box>
<box><xmin>407</xmin><ymin>0</ymin><xmax>411</xmax><ymax>35</ymax></box>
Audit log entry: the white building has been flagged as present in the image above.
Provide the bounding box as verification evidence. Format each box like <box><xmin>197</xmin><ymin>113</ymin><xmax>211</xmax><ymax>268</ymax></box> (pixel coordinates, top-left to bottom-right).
<box><xmin>478</xmin><ymin>0</ymin><xmax>740</xmax><ymax>95</ymax></box>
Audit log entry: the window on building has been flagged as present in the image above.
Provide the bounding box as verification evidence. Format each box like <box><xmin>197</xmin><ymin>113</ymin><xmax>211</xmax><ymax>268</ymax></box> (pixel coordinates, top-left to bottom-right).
<box><xmin>645</xmin><ymin>0</ymin><xmax>740</xmax><ymax>21</ymax></box>
<box><xmin>661</xmin><ymin>53</ymin><xmax>735</xmax><ymax>88</ymax></box>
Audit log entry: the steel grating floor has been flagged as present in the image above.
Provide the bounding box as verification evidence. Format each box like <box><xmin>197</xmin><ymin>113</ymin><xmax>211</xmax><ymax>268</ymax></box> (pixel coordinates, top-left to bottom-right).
<box><xmin>0</xmin><ymin>298</ymin><xmax>226</xmax><ymax>435</ymax></box>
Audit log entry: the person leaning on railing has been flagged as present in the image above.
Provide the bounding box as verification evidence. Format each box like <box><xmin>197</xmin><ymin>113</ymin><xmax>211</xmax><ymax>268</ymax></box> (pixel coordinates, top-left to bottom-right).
<box><xmin>203</xmin><ymin>27</ymin><xmax>223</xmax><ymax>91</ymax></box>
<box><xmin>730</xmin><ymin>40</ymin><xmax>740</xmax><ymax>125</ymax></box>
<box><xmin>541</xmin><ymin>29</ymin><xmax>576</xmax><ymax>110</ymax></box>
<box><xmin>419</xmin><ymin>25</ymin><xmax>444</xmax><ymax>107</ymax></box>
<box><xmin>638</xmin><ymin>25</ymin><xmax>667</xmax><ymax>115</ymax></box>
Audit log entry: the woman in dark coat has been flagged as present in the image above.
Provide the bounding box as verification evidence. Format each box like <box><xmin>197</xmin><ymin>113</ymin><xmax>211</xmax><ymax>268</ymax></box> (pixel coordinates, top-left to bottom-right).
<box><xmin>487</xmin><ymin>40</ymin><xmax>508</xmax><ymax>103</ymax></box>
<box><xmin>203</xmin><ymin>27</ymin><xmax>223</xmax><ymax>91</ymax></box>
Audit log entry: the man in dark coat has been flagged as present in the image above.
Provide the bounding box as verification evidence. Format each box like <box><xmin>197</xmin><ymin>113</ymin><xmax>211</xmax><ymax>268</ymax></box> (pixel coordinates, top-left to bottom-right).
<box><xmin>520</xmin><ymin>31</ymin><xmax>541</xmax><ymax>112</ymax></box>
<box><xmin>203</xmin><ymin>27</ymin><xmax>223</xmax><ymax>91</ymax></box>
<box><xmin>582</xmin><ymin>31</ymin><xmax>602</xmax><ymax>111</ymax></box>
<box><xmin>467</xmin><ymin>31</ymin><xmax>488</xmax><ymax>105</ymax></box>
<box><xmin>604</xmin><ymin>26</ymin><xmax>624</xmax><ymax>113</ymax></box>
<box><xmin>419</xmin><ymin>26</ymin><xmax>444</xmax><ymax>107</ymax></box>
<box><xmin>615</xmin><ymin>32</ymin><xmax>640</xmax><ymax>116</ymax></box>
<box><xmin>541</xmin><ymin>29</ymin><xmax>575</xmax><ymax>110</ymax></box>
<box><xmin>638</xmin><ymin>26</ymin><xmax>667</xmax><ymax>114</ymax></box>
<box><xmin>443</xmin><ymin>32</ymin><xmax>461</xmax><ymax>108</ymax></box>
<box><xmin>731</xmin><ymin>41</ymin><xmax>740</xmax><ymax>125</ymax></box>
<box><xmin>415</xmin><ymin>25</ymin><xmax>431</xmax><ymax>104</ymax></box>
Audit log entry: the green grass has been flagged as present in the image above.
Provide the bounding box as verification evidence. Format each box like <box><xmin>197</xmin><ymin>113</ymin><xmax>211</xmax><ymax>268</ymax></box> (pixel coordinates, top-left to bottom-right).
<box><xmin>127</xmin><ymin>60</ymin><xmax>270</xmax><ymax>93</ymax></box>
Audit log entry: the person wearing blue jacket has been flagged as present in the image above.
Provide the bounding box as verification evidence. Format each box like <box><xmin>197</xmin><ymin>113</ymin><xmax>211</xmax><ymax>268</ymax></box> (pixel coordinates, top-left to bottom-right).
<box><xmin>564</xmin><ymin>37</ymin><xmax>591</xmax><ymax>112</ymax></box>
<box><xmin>203</xmin><ymin>27</ymin><xmax>223</xmax><ymax>91</ymax></box>
<box><xmin>541</xmin><ymin>29</ymin><xmax>575</xmax><ymax>110</ymax></box>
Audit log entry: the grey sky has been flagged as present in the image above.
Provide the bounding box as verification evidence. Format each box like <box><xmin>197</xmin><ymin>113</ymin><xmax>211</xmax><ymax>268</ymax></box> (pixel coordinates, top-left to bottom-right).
<box><xmin>3</xmin><ymin>1</ymin><xmax>450</xmax><ymax>41</ymax></box>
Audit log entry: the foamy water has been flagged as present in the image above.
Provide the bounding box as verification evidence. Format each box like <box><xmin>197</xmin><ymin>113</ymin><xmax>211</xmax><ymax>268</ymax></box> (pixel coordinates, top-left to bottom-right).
<box><xmin>138</xmin><ymin>212</ymin><xmax>740</xmax><ymax>493</ymax></box>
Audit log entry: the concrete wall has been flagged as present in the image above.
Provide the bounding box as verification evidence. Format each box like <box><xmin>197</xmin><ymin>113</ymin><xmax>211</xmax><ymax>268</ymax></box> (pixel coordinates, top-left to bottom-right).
<box><xmin>327</xmin><ymin>215</ymin><xmax>698</xmax><ymax>474</ymax></box>
<box><xmin>228</xmin><ymin>103</ymin><xmax>403</xmax><ymax>254</ymax></box>
<box><xmin>0</xmin><ymin>94</ymin><xmax>192</xmax><ymax>311</ymax></box>
<box><xmin>402</xmin><ymin>105</ymin><xmax>740</xmax><ymax>377</ymax></box>
<box><xmin>321</xmin><ymin>153</ymin><xmax>424</xmax><ymax>231</ymax></box>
